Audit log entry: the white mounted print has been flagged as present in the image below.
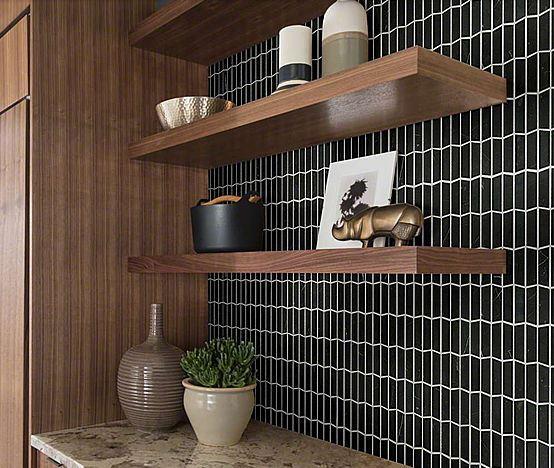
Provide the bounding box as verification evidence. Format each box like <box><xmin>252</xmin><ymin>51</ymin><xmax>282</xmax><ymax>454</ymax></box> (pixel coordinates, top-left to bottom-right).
<box><xmin>316</xmin><ymin>151</ymin><xmax>398</xmax><ymax>249</ymax></box>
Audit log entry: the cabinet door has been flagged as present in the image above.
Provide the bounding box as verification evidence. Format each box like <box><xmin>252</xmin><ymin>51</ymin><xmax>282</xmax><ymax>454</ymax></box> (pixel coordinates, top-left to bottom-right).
<box><xmin>0</xmin><ymin>0</ymin><xmax>28</xmax><ymax>34</ymax></box>
<box><xmin>0</xmin><ymin>16</ymin><xmax>29</xmax><ymax>113</ymax></box>
<box><xmin>0</xmin><ymin>101</ymin><xmax>27</xmax><ymax>467</ymax></box>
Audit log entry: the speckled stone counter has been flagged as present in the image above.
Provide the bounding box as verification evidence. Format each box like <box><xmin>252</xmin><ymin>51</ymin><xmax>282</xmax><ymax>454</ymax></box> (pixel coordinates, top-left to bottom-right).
<box><xmin>31</xmin><ymin>420</ymin><xmax>405</xmax><ymax>468</ymax></box>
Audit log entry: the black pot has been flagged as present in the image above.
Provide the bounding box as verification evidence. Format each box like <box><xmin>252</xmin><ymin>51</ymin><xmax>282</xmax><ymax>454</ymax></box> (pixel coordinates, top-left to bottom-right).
<box><xmin>191</xmin><ymin>194</ymin><xmax>264</xmax><ymax>253</ymax></box>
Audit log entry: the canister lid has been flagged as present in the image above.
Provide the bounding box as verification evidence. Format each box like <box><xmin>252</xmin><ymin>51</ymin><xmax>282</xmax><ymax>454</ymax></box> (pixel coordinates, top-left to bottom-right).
<box><xmin>323</xmin><ymin>0</ymin><xmax>368</xmax><ymax>40</ymax></box>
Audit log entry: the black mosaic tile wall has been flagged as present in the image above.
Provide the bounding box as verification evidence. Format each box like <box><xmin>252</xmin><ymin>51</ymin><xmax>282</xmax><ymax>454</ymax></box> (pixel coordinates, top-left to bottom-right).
<box><xmin>207</xmin><ymin>2</ymin><xmax>553</xmax><ymax>467</ymax></box>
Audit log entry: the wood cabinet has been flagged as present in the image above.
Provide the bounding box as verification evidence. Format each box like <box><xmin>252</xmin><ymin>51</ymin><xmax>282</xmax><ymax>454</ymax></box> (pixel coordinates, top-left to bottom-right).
<box><xmin>0</xmin><ymin>100</ymin><xmax>27</xmax><ymax>468</ymax></box>
<box><xmin>0</xmin><ymin>15</ymin><xmax>28</xmax><ymax>113</ymax></box>
<box><xmin>0</xmin><ymin>0</ymin><xmax>29</xmax><ymax>33</ymax></box>
<box><xmin>0</xmin><ymin>2</ymin><xmax>208</xmax><ymax>466</ymax></box>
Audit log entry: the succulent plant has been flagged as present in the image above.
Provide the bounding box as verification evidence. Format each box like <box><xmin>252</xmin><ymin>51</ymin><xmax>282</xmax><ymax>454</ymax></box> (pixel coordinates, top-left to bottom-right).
<box><xmin>180</xmin><ymin>338</ymin><xmax>255</xmax><ymax>388</ymax></box>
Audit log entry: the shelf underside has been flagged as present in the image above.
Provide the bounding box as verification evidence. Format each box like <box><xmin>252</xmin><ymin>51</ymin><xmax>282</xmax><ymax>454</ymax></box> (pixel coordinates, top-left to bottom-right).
<box><xmin>128</xmin><ymin>247</ymin><xmax>507</xmax><ymax>275</ymax></box>
<box><xmin>130</xmin><ymin>0</ymin><xmax>334</xmax><ymax>65</ymax></box>
<box><xmin>129</xmin><ymin>47</ymin><xmax>507</xmax><ymax>168</ymax></box>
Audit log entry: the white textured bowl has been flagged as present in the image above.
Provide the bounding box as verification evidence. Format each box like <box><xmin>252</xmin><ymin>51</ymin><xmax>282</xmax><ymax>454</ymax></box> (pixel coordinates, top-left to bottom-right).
<box><xmin>156</xmin><ymin>96</ymin><xmax>234</xmax><ymax>130</ymax></box>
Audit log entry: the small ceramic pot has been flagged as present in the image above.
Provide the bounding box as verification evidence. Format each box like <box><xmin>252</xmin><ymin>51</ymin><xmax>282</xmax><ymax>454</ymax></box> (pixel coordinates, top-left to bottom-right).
<box><xmin>182</xmin><ymin>378</ymin><xmax>256</xmax><ymax>446</ymax></box>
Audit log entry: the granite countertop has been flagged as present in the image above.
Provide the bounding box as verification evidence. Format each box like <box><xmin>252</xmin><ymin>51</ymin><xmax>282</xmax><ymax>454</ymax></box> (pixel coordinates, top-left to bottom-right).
<box><xmin>31</xmin><ymin>420</ymin><xmax>405</xmax><ymax>468</ymax></box>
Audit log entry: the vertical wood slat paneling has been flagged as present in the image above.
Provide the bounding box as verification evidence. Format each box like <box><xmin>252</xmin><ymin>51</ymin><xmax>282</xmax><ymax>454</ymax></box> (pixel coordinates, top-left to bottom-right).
<box><xmin>0</xmin><ymin>0</ymin><xmax>28</xmax><ymax>35</ymax></box>
<box><xmin>0</xmin><ymin>15</ymin><xmax>28</xmax><ymax>113</ymax></box>
<box><xmin>0</xmin><ymin>101</ymin><xmax>27</xmax><ymax>468</ymax></box>
<box><xmin>29</xmin><ymin>0</ymin><xmax>208</xmax><ymax>445</ymax></box>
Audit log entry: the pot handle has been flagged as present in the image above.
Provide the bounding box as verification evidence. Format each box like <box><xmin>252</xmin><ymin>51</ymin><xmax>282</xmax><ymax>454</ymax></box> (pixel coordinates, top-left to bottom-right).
<box><xmin>238</xmin><ymin>191</ymin><xmax>261</xmax><ymax>205</ymax></box>
<box><xmin>198</xmin><ymin>193</ymin><xmax>261</xmax><ymax>206</ymax></box>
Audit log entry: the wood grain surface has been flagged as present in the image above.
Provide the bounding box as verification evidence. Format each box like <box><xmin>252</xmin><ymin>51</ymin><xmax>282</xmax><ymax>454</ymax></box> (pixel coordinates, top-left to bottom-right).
<box><xmin>0</xmin><ymin>0</ymin><xmax>28</xmax><ymax>35</ymax></box>
<box><xmin>37</xmin><ymin>453</ymin><xmax>60</xmax><ymax>468</ymax></box>
<box><xmin>0</xmin><ymin>15</ymin><xmax>28</xmax><ymax>113</ymax></box>
<box><xmin>29</xmin><ymin>0</ymin><xmax>208</xmax><ymax>452</ymax></box>
<box><xmin>129</xmin><ymin>47</ymin><xmax>507</xmax><ymax>168</ymax></box>
<box><xmin>130</xmin><ymin>0</ymin><xmax>333</xmax><ymax>65</ymax></box>
<box><xmin>0</xmin><ymin>101</ymin><xmax>27</xmax><ymax>467</ymax></box>
<box><xmin>128</xmin><ymin>247</ymin><xmax>507</xmax><ymax>275</ymax></box>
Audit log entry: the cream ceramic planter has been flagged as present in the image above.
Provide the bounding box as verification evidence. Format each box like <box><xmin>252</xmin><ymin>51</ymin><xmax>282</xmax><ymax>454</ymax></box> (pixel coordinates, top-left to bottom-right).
<box><xmin>182</xmin><ymin>378</ymin><xmax>256</xmax><ymax>446</ymax></box>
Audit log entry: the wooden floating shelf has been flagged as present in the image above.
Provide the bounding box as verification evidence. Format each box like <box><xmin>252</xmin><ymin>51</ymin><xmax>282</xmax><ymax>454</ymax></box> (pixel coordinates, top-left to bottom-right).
<box><xmin>128</xmin><ymin>247</ymin><xmax>507</xmax><ymax>275</ymax></box>
<box><xmin>130</xmin><ymin>0</ymin><xmax>333</xmax><ymax>65</ymax></box>
<box><xmin>129</xmin><ymin>47</ymin><xmax>507</xmax><ymax>168</ymax></box>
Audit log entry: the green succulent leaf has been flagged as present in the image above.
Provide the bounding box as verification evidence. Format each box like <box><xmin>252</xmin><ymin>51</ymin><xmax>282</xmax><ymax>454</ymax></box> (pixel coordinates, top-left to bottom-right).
<box><xmin>180</xmin><ymin>338</ymin><xmax>256</xmax><ymax>388</ymax></box>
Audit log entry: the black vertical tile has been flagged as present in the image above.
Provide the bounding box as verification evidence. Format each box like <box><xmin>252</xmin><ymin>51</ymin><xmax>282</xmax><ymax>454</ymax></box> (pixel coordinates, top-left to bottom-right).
<box><xmin>206</xmin><ymin>2</ymin><xmax>553</xmax><ymax>467</ymax></box>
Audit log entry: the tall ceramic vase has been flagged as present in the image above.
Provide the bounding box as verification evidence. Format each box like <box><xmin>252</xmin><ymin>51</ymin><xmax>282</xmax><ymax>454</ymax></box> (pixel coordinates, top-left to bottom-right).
<box><xmin>322</xmin><ymin>0</ymin><xmax>368</xmax><ymax>76</ymax></box>
<box><xmin>117</xmin><ymin>303</ymin><xmax>185</xmax><ymax>430</ymax></box>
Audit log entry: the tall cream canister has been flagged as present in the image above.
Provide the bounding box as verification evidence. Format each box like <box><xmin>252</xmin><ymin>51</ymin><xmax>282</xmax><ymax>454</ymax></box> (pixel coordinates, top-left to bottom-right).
<box><xmin>322</xmin><ymin>0</ymin><xmax>368</xmax><ymax>77</ymax></box>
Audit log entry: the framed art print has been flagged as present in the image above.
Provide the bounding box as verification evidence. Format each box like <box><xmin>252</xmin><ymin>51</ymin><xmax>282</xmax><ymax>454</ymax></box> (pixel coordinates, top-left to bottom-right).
<box><xmin>316</xmin><ymin>151</ymin><xmax>398</xmax><ymax>249</ymax></box>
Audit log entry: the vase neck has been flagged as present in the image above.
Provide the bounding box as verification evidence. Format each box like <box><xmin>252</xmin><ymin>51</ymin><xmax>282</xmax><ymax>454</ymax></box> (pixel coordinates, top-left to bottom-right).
<box><xmin>148</xmin><ymin>304</ymin><xmax>164</xmax><ymax>337</ymax></box>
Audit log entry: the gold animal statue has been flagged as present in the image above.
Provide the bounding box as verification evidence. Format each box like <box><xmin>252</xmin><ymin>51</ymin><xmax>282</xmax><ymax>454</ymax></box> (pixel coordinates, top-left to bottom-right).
<box><xmin>332</xmin><ymin>204</ymin><xmax>423</xmax><ymax>247</ymax></box>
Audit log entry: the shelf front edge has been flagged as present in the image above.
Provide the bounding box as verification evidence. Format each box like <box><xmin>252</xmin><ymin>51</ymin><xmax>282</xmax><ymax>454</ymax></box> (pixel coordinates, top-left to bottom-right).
<box><xmin>416</xmin><ymin>247</ymin><xmax>507</xmax><ymax>274</ymax></box>
<box><xmin>128</xmin><ymin>247</ymin><xmax>506</xmax><ymax>275</ymax></box>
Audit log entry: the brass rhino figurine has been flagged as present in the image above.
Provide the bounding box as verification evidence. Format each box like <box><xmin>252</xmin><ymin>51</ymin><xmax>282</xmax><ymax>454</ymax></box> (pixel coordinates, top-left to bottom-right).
<box><xmin>332</xmin><ymin>204</ymin><xmax>423</xmax><ymax>247</ymax></box>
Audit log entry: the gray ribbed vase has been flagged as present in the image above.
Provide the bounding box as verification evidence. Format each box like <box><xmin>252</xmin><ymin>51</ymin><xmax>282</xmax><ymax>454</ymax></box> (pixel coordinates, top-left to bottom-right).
<box><xmin>117</xmin><ymin>304</ymin><xmax>185</xmax><ymax>430</ymax></box>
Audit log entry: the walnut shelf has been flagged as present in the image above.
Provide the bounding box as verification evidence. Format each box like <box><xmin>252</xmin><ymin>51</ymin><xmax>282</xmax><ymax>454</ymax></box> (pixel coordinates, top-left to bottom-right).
<box><xmin>128</xmin><ymin>247</ymin><xmax>507</xmax><ymax>275</ymax></box>
<box><xmin>129</xmin><ymin>47</ymin><xmax>506</xmax><ymax>168</ymax></box>
<box><xmin>130</xmin><ymin>0</ymin><xmax>333</xmax><ymax>65</ymax></box>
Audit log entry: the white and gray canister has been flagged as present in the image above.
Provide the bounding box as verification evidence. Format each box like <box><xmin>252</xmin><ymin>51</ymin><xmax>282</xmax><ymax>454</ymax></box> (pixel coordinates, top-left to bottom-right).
<box><xmin>322</xmin><ymin>0</ymin><xmax>368</xmax><ymax>76</ymax></box>
<box><xmin>276</xmin><ymin>25</ymin><xmax>312</xmax><ymax>92</ymax></box>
